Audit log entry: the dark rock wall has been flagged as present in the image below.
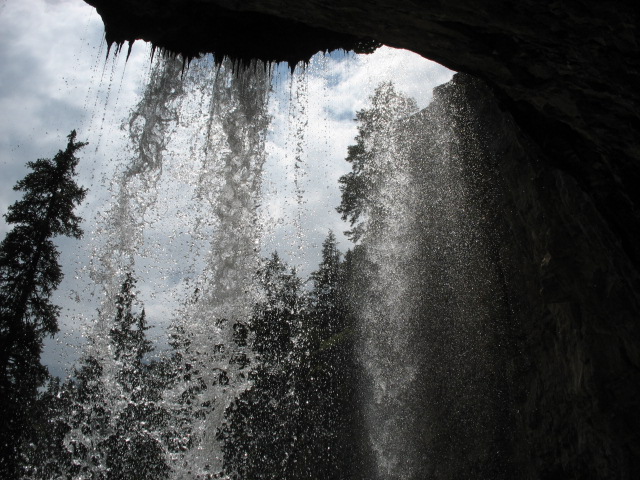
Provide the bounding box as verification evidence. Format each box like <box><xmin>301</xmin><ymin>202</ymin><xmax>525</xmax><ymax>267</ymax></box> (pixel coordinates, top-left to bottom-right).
<box><xmin>82</xmin><ymin>0</ymin><xmax>379</xmax><ymax>64</ymax></box>
<box><xmin>437</xmin><ymin>74</ymin><xmax>640</xmax><ymax>479</ymax></box>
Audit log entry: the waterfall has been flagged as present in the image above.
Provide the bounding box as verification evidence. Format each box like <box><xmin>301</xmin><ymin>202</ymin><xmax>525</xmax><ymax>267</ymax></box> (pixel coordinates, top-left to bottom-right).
<box><xmin>63</xmin><ymin>55</ymin><xmax>188</xmax><ymax>478</ymax></box>
<box><xmin>351</xmin><ymin>79</ymin><xmax>513</xmax><ymax>479</ymax></box>
<box><xmin>63</xmin><ymin>55</ymin><xmax>272</xmax><ymax>479</ymax></box>
<box><xmin>164</xmin><ymin>59</ymin><xmax>271</xmax><ymax>478</ymax></box>
<box><xmin>90</xmin><ymin>54</ymin><xmax>186</xmax><ymax>337</ymax></box>
<box><xmin>345</xmin><ymin>83</ymin><xmax>424</xmax><ymax>479</ymax></box>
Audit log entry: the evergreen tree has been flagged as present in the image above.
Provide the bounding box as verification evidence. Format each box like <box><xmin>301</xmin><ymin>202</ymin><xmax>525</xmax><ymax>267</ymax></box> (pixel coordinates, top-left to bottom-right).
<box><xmin>337</xmin><ymin>82</ymin><xmax>417</xmax><ymax>242</ymax></box>
<box><xmin>218</xmin><ymin>253</ymin><xmax>308</xmax><ymax>480</ymax></box>
<box><xmin>21</xmin><ymin>376</ymin><xmax>75</xmax><ymax>479</ymax></box>
<box><xmin>220</xmin><ymin>244</ymin><xmax>369</xmax><ymax>479</ymax></box>
<box><xmin>65</xmin><ymin>272</ymin><xmax>169</xmax><ymax>480</ymax></box>
<box><xmin>0</xmin><ymin>131</ymin><xmax>87</xmax><ymax>477</ymax></box>
<box><xmin>104</xmin><ymin>272</ymin><xmax>168</xmax><ymax>480</ymax></box>
<box><xmin>309</xmin><ymin>232</ymin><xmax>347</xmax><ymax>339</ymax></box>
<box><xmin>161</xmin><ymin>321</ymin><xmax>206</xmax><ymax>462</ymax></box>
<box><xmin>336</xmin><ymin>83</ymin><xmax>426</xmax><ymax>479</ymax></box>
<box><xmin>108</xmin><ymin>272</ymin><xmax>153</xmax><ymax>390</ymax></box>
<box><xmin>304</xmin><ymin>232</ymin><xmax>355</xmax><ymax>477</ymax></box>
<box><xmin>160</xmin><ymin>287</ymin><xmax>226</xmax><ymax>476</ymax></box>
<box><xmin>64</xmin><ymin>352</ymin><xmax>110</xmax><ymax>478</ymax></box>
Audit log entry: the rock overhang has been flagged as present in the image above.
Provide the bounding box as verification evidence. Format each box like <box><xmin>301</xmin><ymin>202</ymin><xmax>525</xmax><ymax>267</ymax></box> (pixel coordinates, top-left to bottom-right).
<box><xmin>84</xmin><ymin>0</ymin><xmax>380</xmax><ymax>65</ymax></box>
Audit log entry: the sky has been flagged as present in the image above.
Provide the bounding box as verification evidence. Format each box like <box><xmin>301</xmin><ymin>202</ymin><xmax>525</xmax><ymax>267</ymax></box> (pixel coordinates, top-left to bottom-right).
<box><xmin>0</xmin><ymin>0</ymin><xmax>453</xmax><ymax>377</ymax></box>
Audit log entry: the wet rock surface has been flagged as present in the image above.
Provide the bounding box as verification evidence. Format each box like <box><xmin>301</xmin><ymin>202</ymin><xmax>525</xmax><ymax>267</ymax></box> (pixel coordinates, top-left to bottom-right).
<box><xmin>432</xmin><ymin>74</ymin><xmax>640</xmax><ymax>479</ymax></box>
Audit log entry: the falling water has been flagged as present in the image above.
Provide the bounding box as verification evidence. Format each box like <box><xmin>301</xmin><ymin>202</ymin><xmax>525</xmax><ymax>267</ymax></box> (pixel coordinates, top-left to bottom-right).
<box><xmin>165</xmin><ymin>59</ymin><xmax>271</xmax><ymax>478</ymax></box>
<box><xmin>352</xmin><ymin>79</ymin><xmax>513</xmax><ymax>479</ymax></box>
<box><xmin>91</xmin><ymin>54</ymin><xmax>186</xmax><ymax>329</ymax></box>
<box><xmin>71</xmin><ymin>55</ymin><xmax>508</xmax><ymax>480</ymax></box>
<box><xmin>350</xmin><ymin>83</ymin><xmax>424</xmax><ymax>480</ymax></box>
<box><xmin>63</xmin><ymin>54</ymin><xmax>272</xmax><ymax>479</ymax></box>
<box><xmin>63</xmin><ymin>55</ymin><xmax>188</xmax><ymax>477</ymax></box>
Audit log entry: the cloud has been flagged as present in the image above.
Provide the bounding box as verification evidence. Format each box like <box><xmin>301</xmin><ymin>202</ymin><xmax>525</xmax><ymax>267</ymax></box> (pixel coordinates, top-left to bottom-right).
<box><xmin>0</xmin><ymin>0</ymin><xmax>153</xmax><ymax>235</ymax></box>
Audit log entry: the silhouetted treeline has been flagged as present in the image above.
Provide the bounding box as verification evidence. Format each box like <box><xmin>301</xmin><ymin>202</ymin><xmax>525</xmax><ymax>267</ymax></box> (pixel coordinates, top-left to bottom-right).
<box><xmin>10</xmin><ymin>235</ymin><xmax>367</xmax><ymax>479</ymax></box>
<box><xmin>218</xmin><ymin>233</ymin><xmax>365</xmax><ymax>479</ymax></box>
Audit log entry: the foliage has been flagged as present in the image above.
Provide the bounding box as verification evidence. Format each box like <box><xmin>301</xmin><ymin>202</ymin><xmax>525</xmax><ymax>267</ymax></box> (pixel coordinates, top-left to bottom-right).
<box><xmin>219</xmin><ymin>235</ymin><xmax>364</xmax><ymax>479</ymax></box>
<box><xmin>0</xmin><ymin>131</ymin><xmax>87</xmax><ymax>478</ymax></box>
<box><xmin>300</xmin><ymin>232</ymin><xmax>361</xmax><ymax>479</ymax></box>
<box><xmin>19</xmin><ymin>238</ymin><xmax>368</xmax><ymax>479</ymax></box>
<box><xmin>21</xmin><ymin>377</ymin><xmax>75</xmax><ymax>479</ymax></box>
<box><xmin>337</xmin><ymin>82</ymin><xmax>417</xmax><ymax>242</ymax></box>
<box><xmin>64</xmin><ymin>273</ymin><xmax>169</xmax><ymax>480</ymax></box>
<box><xmin>218</xmin><ymin>253</ymin><xmax>307</xmax><ymax>479</ymax></box>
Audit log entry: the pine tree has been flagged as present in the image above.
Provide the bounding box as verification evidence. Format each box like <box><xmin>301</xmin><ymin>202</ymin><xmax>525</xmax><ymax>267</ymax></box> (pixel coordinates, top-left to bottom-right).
<box><xmin>104</xmin><ymin>272</ymin><xmax>168</xmax><ymax>480</ymax></box>
<box><xmin>309</xmin><ymin>231</ymin><xmax>346</xmax><ymax>338</ymax></box>
<box><xmin>218</xmin><ymin>253</ymin><xmax>308</xmax><ymax>480</ymax></box>
<box><xmin>337</xmin><ymin>82</ymin><xmax>417</xmax><ymax>242</ymax></box>
<box><xmin>160</xmin><ymin>287</ymin><xmax>224</xmax><ymax>476</ymax></box>
<box><xmin>302</xmin><ymin>232</ymin><xmax>362</xmax><ymax>479</ymax></box>
<box><xmin>0</xmin><ymin>131</ymin><xmax>87</xmax><ymax>477</ymax></box>
<box><xmin>218</xmin><ymin>244</ymin><xmax>375</xmax><ymax>480</ymax></box>
<box><xmin>336</xmin><ymin>83</ymin><xmax>425</xmax><ymax>479</ymax></box>
<box><xmin>21</xmin><ymin>376</ymin><xmax>75</xmax><ymax>479</ymax></box>
<box><xmin>108</xmin><ymin>272</ymin><xmax>153</xmax><ymax>390</ymax></box>
<box><xmin>65</xmin><ymin>273</ymin><xmax>169</xmax><ymax>480</ymax></box>
<box><xmin>64</xmin><ymin>352</ymin><xmax>109</xmax><ymax>478</ymax></box>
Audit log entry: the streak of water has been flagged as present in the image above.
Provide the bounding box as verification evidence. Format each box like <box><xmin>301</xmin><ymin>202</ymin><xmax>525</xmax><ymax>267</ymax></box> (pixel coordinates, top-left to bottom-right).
<box><xmin>352</xmin><ymin>79</ymin><xmax>511</xmax><ymax>479</ymax></box>
<box><xmin>165</xmin><ymin>58</ymin><xmax>271</xmax><ymax>478</ymax></box>
<box><xmin>64</xmin><ymin>55</ymin><xmax>188</xmax><ymax>475</ymax></box>
<box><xmin>65</xmin><ymin>54</ymin><xmax>272</xmax><ymax>479</ymax></box>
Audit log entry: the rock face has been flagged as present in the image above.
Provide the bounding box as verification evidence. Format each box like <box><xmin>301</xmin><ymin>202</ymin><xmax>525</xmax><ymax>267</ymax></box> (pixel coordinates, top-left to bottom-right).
<box><xmin>427</xmin><ymin>75</ymin><xmax>640</xmax><ymax>478</ymax></box>
<box><xmin>81</xmin><ymin>1</ymin><xmax>640</xmax><ymax>477</ymax></box>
